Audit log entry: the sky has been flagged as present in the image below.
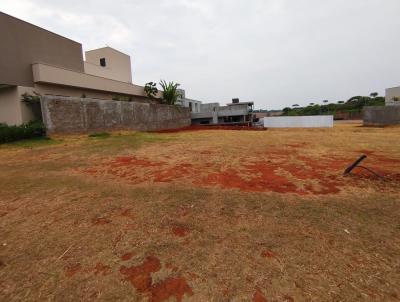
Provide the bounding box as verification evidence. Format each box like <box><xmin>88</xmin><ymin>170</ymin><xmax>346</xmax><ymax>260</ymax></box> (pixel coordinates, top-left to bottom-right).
<box><xmin>1</xmin><ymin>0</ymin><xmax>400</xmax><ymax>109</ymax></box>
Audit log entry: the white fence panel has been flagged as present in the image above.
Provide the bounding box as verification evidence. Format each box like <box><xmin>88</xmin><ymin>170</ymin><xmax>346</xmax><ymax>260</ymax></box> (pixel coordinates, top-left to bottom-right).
<box><xmin>264</xmin><ymin>115</ymin><xmax>333</xmax><ymax>128</ymax></box>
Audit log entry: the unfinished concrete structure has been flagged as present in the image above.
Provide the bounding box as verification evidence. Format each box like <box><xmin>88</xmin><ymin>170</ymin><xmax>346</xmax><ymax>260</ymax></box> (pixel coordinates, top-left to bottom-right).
<box><xmin>0</xmin><ymin>12</ymin><xmax>156</xmax><ymax>126</ymax></box>
<box><xmin>176</xmin><ymin>89</ymin><xmax>201</xmax><ymax>113</ymax></box>
<box><xmin>191</xmin><ymin>99</ymin><xmax>254</xmax><ymax>125</ymax></box>
<box><xmin>176</xmin><ymin>91</ymin><xmax>255</xmax><ymax>125</ymax></box>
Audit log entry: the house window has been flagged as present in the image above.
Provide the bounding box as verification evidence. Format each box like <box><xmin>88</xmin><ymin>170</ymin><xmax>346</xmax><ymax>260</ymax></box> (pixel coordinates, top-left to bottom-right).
<box><xmin>100</xmin><ymin>58</ymin><xmax>106</xmax><ymax>67</ymax></box>
<box><xmin>189</xmin><ymin>102</ymin><xmax>193</xmax><ymax>112</ymax></box>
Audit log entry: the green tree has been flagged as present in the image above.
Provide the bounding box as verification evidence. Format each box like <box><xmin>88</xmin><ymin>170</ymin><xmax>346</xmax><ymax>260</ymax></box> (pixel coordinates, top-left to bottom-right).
<box><xmin>159</xmin><ymin>80</ymin><xmax>181</xmax><ymax>105</ymax></box>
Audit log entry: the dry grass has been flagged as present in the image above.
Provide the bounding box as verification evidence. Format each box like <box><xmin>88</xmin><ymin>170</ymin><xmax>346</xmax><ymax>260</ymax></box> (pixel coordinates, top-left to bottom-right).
<box><xmin>0</xmin><ymin>123</ymin><xmax>399</xmax><ymax>301</ymax></box>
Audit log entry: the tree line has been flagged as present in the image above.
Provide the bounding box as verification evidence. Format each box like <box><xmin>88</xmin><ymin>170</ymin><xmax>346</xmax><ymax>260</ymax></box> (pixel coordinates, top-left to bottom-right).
<box><xmin>281</xmin><ymin>92</ymin><xmax>385</xmax><ymax>116</ymax></box>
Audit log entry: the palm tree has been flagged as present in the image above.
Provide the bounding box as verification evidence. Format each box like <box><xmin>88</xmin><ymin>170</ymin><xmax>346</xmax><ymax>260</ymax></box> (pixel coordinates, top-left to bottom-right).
<box><xmin>292</xmin><ymin>104</ymin><xmax>300</xmax><ymax>108</ymax></box>
<box><xmin>370</xmin><ymin>92</ymin><xmax>378</xmax><ymax>98</ymax></box>
<box><xmin>159</xmin><ymin>80</ymin><xmax>181</xmax><ymax>105</ymax></box>
<box><xmin>323</xmin><ymin>100</ymin><xmax>329</xmax><ymax>104</ymax></box>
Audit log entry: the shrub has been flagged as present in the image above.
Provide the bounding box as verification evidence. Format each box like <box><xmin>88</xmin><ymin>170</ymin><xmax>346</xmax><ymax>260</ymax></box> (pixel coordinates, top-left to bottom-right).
<box><xmin>21</xmin><ymin>92</ymin><xmax>41</xmax><ymax>105</ymax></box>
<box><xmin>144</xmin><ymin>82</ymin><xmax>159</xmax><ymax>99</ymax></box>
<box><xmin>0</xmin><ymin>121</ymin><xmax>46</xmax><ymax>144</ymax></box>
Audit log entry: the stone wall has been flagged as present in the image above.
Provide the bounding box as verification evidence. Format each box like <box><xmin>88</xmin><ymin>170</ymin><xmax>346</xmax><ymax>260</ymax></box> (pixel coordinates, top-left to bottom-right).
<box><xmin>363</xmin><ymin>106</ymin><xmax>400</xmax><ymax>126</ymax></box>
<box><xmin>41</xmin><ymin>96</ymin><xmax>191</xmax><ymax>134</ymax></box>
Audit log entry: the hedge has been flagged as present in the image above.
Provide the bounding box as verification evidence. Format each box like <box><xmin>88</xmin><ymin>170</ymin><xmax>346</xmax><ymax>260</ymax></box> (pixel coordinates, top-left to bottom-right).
<box><xmin>0</xmin><ymin>121</ymin><xmax>46</xmax><ymax>144</ymax></box>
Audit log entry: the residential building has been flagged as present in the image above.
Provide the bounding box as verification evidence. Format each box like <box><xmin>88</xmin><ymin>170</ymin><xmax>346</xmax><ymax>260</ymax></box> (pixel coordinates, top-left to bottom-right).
<box><xmin>0</xmin><ymin>12</ymin><xmax>152</xmax><ymax>126</ymax></box>
<box><xmin>175</xmin><ymin>90</ymin><xmax>255</xmax><ymax>125</ymax></box>
<box><xmin>176</xmin><ymin>89</ymin><xmax>201</xmax><ymax>113</ymax></box>
<box><xmin>191</xmin><ymin>99</ymin><xmax>254</xmax><ymax>125</ymax></box>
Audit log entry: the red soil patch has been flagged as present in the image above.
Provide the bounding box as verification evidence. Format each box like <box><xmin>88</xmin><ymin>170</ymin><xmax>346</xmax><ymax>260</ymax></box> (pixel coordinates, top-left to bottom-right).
<box><xmin>82</xmin><ymin>144</ymin><xmax>399</xmax><ymax>195</ymax></box>
<box><xmin>93</xmin><ymin>262</ymin><xmax>111</xmax><ymax>276</ymax></box>
<box><xmin>120</xmin><ymin>256</ymin><xmax>192</xmax><ymax>301</ymax></box>
<box><xmin>153</xmin><ymin>163</ymin><xmax>194</xmax><ymax>183</ymax></box>
<box><xmin>64</xmin><ymin>263</ymin><xmax>82</xmax><ymax>277</ymax></box>
<box><xmin>92</xmin><ymin>217</ymin><xmax>112</xmax><ymax>225</ymax></box>
<box><xmin>121</xmin><ymin>252</ymin><xmax>135</xmax><ymax>261</ymax></box>
<box><xmin>172</xmin><ymin>226</ymin><xmax>190</xmax><ymax>237</ymax></box>
<box><xmin>153</xmin><ymin>125</ymin><xmax>266</xmax><ymax>133</ymax></box>
<box><xmin>253</xmin><ymin>289</ymin><xmax>268</xmax><ymax>302</ymax></box>
<box><xmin>120</xmin><ymin>256</ymin><xmax>161</xmax><ymax>292</ymax></box>
<box><xmin>201</xmin><ymin>165</ymin><xmax>301</xmax><ymax>194</ymax></box>
<box><xmin>150</xmin><ymin>277</ymin><xmax>193</xmax><ymax>302</ymax></box>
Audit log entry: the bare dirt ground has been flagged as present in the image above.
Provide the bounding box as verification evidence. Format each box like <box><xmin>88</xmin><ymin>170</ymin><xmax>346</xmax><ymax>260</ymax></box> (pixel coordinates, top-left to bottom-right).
<box><xmin>0</xmin><ymin>123</ymin><xmax>399</xmax><ymax>302</ymax></box>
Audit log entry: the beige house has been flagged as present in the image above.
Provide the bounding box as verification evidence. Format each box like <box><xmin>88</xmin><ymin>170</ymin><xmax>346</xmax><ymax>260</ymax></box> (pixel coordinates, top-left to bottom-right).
<box><xmin>0</xmin><ymin>12</ymin><xmax>152</xmax><ymax>126</ymax></box>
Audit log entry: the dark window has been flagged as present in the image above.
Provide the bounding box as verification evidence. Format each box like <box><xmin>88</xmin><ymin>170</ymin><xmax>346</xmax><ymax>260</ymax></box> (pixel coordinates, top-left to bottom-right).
<box><xmin>189</xmin><ymin>102</ymin><xmax>193</xmax><ymax>112</ymax></box>
<box><xmin>100</xmin><ymin>58</ymin><xmax>106</xmax><ymax>67</ymax></box>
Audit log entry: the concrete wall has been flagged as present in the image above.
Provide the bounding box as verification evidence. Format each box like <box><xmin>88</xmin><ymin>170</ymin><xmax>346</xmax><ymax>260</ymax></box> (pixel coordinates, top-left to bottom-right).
<box><xmin>0</xmin><ymin>86</ymin><xmax>21</xmax><ymax>125</ymax></box>
<box><xmin>264</xmin><ymin>116</ymin><xmax>334</xmax><ymax>128</ymax></box>
<box><xmin>0</xmin><ymin>85</ymin><xmax>41</xmax><ymax>125</ymax></box>
<box><xmin>218</xmin><ymin>104</ymin><xmax>249</xmax><ymax>117</ymax></box>
<box><xmin>41</xmin><ymin>96</ymin><xmax>191</xmax><ymax>134</ymax></box>
<box><xmin>385</xmin><ymin>86</ymin><xmax>400</xmax><ymax>106</ymax></box>
<box><xmin>0</xmin><ymin>12</ymin><xmax>84</xmax><ymax>87</ymax></box>
<box><xmin>84</xmin><ymin>47</ymin><xmax>132</xmax><ymax>83</ymax></box>
<box><xmin>200</xmin><ymin>103</ymin><xmax>219</xmax><ymax>112</ymax></box>
<box><xmin>363</xmin><ymin>106</ymin><xmax>400</xmax><ymax>126</ymax></box>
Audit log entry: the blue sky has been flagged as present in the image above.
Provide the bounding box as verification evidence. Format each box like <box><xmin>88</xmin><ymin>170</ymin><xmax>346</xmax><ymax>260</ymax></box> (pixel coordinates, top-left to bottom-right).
<box><xmin>1</xmin><ymin>0</ymin><xmax>400</xmax><ymax>109</ymax></box>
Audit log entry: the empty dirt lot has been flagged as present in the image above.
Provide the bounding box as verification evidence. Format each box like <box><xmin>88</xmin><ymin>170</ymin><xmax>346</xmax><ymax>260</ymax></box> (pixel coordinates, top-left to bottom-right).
<box><xmin>0</xmin><ymin>123</ymin><xmax>399</xmax><ymax>301</ymax></box>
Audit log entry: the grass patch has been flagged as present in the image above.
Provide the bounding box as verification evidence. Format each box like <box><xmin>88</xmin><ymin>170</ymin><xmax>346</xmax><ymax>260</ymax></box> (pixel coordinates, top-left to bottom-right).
<box><xmin>78</xmin><ymin>131</ymin><xmax>175</xmax><ymax>156</ymax></box>
<box><xmin>0</xmin><ymin>136</ymin><xmax>62</xmax><ymax>149</ymax></box>
<box><xmin>88</xmin><ymin>132</ymin><xmax>111</xmax><ymax>138</ymax></box>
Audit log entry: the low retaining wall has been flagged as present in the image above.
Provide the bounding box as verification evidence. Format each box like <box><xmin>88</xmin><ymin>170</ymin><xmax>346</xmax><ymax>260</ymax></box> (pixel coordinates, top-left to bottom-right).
<box><xmin>41</xmin><ymin>96</ymin><xmax>191</xmax><ymax>133</ymax></box>
<box><xmin>264</xmin><ymin>115</ymin><xmax>333</xmax><ymax>128</ymax></box>
<box><xmin>363</xmin><ymin>106</ymin><xmax>400</xmax><ymax>126</ymax></box>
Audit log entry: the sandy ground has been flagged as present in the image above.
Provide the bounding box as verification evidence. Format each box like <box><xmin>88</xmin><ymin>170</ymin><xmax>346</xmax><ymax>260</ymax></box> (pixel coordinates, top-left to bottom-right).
<box><xmin>0</xmin><ymin>123</ymin><xmax>399</xmax><ymax>301</ymax></box>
